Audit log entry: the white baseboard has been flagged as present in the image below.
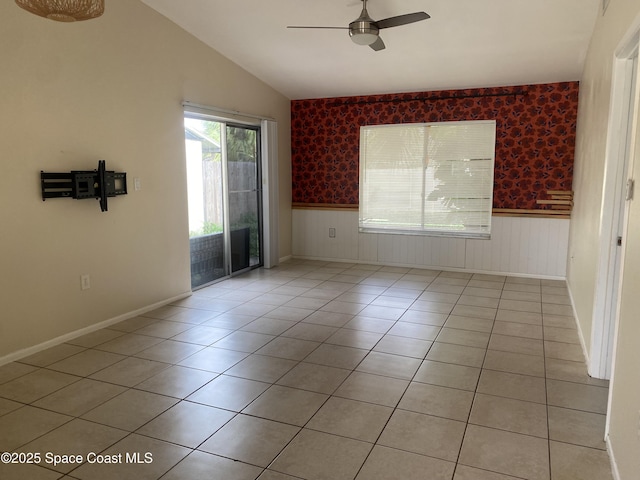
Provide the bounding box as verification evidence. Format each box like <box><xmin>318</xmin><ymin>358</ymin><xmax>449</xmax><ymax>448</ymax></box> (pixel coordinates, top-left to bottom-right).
<box><xmin>278</xmin><ymin>255</ymin><xmax>293</xmax><ymax>263</ymax></box>
<box><xmin>289</xmin><ymin>255</ymin><xmax>567</xmax><ymax>281</ymax></box>
<box><xmin>0</xmin><ymin>291</ymin><xmax>192</xmax><ymax>367</ymax></box>
<box><xmin>606</xmin><ymin>436</ymin><xmax>621</xmax><ymax>480</ymax></box>
<box><xmin>566</xmin><ymin>282</ymin><xmax>593</xmax><ymax>376</ymax></box>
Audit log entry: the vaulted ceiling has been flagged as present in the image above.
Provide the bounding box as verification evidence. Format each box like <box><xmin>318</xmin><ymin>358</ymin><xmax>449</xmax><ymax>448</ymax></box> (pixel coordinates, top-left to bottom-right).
<box><xmin>141</xmin><ymin>0</ymin><xmax>600</xmax><ymax>100</ymax></box>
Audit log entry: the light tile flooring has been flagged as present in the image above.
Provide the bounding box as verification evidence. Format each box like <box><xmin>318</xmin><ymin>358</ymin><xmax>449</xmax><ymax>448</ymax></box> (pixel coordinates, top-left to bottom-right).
<box><xmin>0</xmin><ymin>260</ymin><xmax>614</xmax><ymax>480</ymax></box>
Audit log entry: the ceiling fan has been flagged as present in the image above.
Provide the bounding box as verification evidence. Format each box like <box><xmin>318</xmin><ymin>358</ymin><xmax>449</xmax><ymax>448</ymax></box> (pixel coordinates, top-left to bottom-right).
<box><xmin>287</xmin><ymin>0</ymin><xmax>430</xmax><ymax>51</ymax></box>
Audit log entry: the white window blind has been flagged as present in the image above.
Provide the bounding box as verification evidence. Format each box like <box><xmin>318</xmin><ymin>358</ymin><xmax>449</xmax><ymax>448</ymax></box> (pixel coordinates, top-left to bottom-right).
<box><xmin>359</xmin><ymin>120</ymin><xmax>496</xmax><ymax>238</ymax></box>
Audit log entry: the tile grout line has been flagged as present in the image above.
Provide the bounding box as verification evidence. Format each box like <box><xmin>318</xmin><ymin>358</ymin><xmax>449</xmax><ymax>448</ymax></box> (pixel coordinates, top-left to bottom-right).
<box><xmin>0</xmin><ymin>264</ymin><xmax>608</xmax><ymax>480</ymax></box>
<box><xmin>451</xmin><ymin>274</ymin><xmax>504</xmax><ymax>479</ymax></box>
<box><xmin>348</xmin><ymin>271</ymin><xmax>446</xmax><ymax>480</ymax></box>
<box><xmin>542</xmin><ymin>288</ymin><xmax>553</xmax><ymax>480</ymax></box>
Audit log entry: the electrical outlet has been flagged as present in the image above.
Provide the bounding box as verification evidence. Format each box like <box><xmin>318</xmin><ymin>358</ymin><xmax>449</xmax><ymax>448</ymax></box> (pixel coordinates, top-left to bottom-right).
<box><xmin>329</xmin><ymin>227</ymin><xmax>336</xmax><ymax>238</ymax></box>
<box><xmin>134</xmin><ymin>177</ymin><xmax>141</xmax><ymax>191</ymax></box>
<box><xmin>81</xmin><ymin>274</ymin><xmax>91</xmax><ymax>291</ymax></box>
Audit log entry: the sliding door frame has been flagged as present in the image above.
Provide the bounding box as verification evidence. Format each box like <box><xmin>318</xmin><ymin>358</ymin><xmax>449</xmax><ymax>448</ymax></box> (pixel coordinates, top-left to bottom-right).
<box><xmin>184</xmin><ymin>105</ymin><xmax>278</xmax><ymax>288</ymax></box>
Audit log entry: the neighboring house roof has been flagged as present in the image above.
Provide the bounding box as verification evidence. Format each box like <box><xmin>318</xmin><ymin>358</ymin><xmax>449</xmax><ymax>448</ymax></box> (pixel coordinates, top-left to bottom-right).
<box><xmin>185</xmin><ymin>125</ymin><xmax>221</xmax><ymax>154</ymax></box>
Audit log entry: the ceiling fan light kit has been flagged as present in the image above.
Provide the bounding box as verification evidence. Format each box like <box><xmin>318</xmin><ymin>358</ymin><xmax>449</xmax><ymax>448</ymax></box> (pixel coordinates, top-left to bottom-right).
<box><xmin>349</xmin><ymin>1</ymin><xmax>379</xmax><ymax>46</ymax></box>
<box><xmin>15</xmin><ymin>0</ymin><xmax>104</xmax><ymax>22</ymax></box>
<box><xmin>350</xmin><ymin>28</ymin><xmax>379</xmax><ymax>46</ymax></box>
<box><xmin>288</xmin><ymin>0</ymin><xmax>429</xmax><ymax>52</ymax></box>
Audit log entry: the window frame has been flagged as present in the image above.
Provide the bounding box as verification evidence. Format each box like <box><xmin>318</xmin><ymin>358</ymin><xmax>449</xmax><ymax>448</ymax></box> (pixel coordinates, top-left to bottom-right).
<box><xmin>358</xmin><ymin>120</ymin><xmax>497</xmax><ymax>239</ymax></box>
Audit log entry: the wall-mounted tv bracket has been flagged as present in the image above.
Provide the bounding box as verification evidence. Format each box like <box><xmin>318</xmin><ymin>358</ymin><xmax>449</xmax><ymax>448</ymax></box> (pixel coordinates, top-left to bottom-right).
<box><xmin>41</xmin><ymin>160</ymin><xmax>127</xmax><ymax>212</ymax></box>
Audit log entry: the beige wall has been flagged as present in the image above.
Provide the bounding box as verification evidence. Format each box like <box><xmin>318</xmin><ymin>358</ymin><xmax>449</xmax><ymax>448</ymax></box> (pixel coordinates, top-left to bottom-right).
<box><xmin>0</xmin><ymin>0</ymin><xmax>292</xmax><ymax>360</ymax></box>
<box><xmin>610</xmin><ymin>136</ymin><xmax>640</xmax><ymax>479</ymax></box>
<box><xmin>568</xmin><ymin>6</ymin><xmax>615</xmax><ymax>355</ymax></box>
<box><xmin>569</xmin><ymin>0</ymin><xmax>640</xmax><ymax>478</ymax></box>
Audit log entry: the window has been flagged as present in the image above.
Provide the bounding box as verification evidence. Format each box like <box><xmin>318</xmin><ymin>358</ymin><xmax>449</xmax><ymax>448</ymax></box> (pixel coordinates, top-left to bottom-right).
<box><xmin>359</xmin><ymin>120</ymin><xmax>496</xmax><ymax>239</ymax></box>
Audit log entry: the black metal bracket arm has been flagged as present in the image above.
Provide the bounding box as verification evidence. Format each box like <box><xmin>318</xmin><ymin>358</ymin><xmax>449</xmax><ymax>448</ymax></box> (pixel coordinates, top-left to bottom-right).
<box><xmin>41</xmin><ymin>160</ymin><xmax>127</xmax><ymax>212</ymax></box>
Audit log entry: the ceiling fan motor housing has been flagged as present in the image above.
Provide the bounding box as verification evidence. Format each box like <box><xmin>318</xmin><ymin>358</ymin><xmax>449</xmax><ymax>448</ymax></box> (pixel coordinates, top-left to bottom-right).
<box><xmin>349</xmin><ymin>19</ymin><xmax>379</xmax><ymax>45</ymax></box>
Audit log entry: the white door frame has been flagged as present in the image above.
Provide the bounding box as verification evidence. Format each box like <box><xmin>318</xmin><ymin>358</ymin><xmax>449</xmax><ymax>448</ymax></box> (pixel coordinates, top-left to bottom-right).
<box><xmin>182</xmin><ymin>102</ymin><xmax>280</xmax><ymax>281</ymax></box>
<box><xmin>590</xmin><ymin>26</ymin><xmax>640</xmax><ymax>379</ymax></box>
<box><xmin>261</xmin><ymin>120</ymin><xmax>279</xmax><ymax>269</ymax></box>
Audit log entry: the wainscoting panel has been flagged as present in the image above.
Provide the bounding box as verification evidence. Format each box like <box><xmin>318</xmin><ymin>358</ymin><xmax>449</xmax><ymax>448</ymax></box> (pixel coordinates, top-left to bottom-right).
<box><xmin>292</xmin><ymin>209</ymin><xmax>359</xmax><ymax>261</ymax></box>
<box><xmin>374</xmin><ymin>233</ymin><xmax>467</xmax><ymax>268</ymax></box>
<box><xmin>292</xmin><ymin>209</ymin><xmax>570</xmax><ymax>278</ymax></box>
<box><xmin>464</xmin><ymin>216</ymin><xmax>570</xmax><ymax>277</ymax></box>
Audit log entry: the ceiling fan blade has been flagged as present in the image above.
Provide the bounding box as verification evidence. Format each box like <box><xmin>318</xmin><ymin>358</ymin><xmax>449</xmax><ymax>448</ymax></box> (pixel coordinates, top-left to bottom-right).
<box><xmin>376</xmin><ymin>12</ymin><xmax>430</xmax><ymax>29</ymax></box>
<box><xmin>369</xmin><ymin>36</ymin><xmax>385</xmax><ymax>51</ymax></box>
<box><xmin>287</xmin><ymin>26</ymin><xmax>348</xmax><ymax>29</ymax></box>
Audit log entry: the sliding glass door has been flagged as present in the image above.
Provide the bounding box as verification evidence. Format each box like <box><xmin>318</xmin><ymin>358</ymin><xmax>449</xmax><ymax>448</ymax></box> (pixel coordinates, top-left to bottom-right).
<box><xmin>226</xmin><ymin>124</ymin><xmax>262</xmax><ymax>273</ymax></box>
<box><xmin>185</xmin><ymin>116</ymin><xmax>262</xmax><ymax>289</ymax></box>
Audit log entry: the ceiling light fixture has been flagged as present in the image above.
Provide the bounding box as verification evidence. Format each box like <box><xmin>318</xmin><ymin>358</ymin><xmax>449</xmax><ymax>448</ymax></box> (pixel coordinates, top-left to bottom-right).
<box><xmin>348</xmin><ymin>0</ymin><xmax>379</xmax><ymax>46</ymax></box>
<box><xmin>349</xmin><ymin>26</ymin><xmax>379</xmax><ymax>46</ymax></box>
<box><xmin>15</xmin><ymin>0</ymin><xmax>104</xmax><ymax>22</ymax></box>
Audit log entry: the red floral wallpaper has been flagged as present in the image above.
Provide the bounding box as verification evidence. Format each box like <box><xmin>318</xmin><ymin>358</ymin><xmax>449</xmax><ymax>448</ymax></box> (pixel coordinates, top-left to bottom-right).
<box><xmin>291</xmin><ymin>82</ymin><xmax>578</xmax><ymax>209</ymax></box>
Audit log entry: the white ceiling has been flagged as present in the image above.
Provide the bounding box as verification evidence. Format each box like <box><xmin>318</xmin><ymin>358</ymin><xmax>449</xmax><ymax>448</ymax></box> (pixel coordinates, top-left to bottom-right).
<box><xmin>140</xmin><ymin>0</ymin><xmax>600</xmax><ymax>100</ymax></box>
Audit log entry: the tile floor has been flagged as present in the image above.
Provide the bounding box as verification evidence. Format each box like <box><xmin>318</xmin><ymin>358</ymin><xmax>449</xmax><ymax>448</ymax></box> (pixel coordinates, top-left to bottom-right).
<box><xmin>0</xmin><ymin>260</ymin><xmax>614</xmax><ymax>480</ymax></box>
